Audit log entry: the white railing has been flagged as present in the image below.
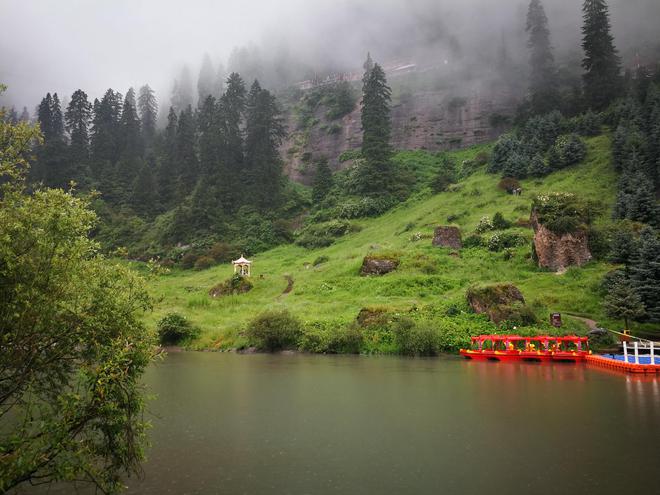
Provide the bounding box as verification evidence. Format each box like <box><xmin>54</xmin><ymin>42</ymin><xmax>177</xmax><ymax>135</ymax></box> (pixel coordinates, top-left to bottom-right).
<box><xmin>622</xmin><ymin>341</ymin><xmax>660</xmax><ymax>365</ymax></box>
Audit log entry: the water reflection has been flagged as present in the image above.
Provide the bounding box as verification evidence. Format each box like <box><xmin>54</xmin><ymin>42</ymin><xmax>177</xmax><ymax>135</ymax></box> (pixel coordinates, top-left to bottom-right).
<box><xmin>22</xmin><ymin>354</ymin><xmax>660</xmax><ymax>495</ymax></box>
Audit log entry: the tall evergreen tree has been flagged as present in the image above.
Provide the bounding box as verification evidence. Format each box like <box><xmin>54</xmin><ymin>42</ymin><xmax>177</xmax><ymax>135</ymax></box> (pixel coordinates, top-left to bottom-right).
<box><xmin>213</xmin><ymin>62</ymin><xmax>226</xmax><ymax>98</ymax></box>
<box><xmin>19</xmin><ymin>106</ymin><xmax>30</xmax><ymax>123</ymax></box>
<box><xmin>130</xmin><ymin>157</ymin><xmax>159</xmax><ymax>217</ymax></box>
<box><xmin>312</xmin><ymin>158</ymin><xmax>333</xmax><ymax>205</ymax></box>
<box><xmin>120</xmin><ymin>88</ymin><xmax>142</xmax><ymax>159</ymax></box>
<box><xmin>581</xmin><ymin>0</ymin><xmax>621</xmax><ymax>110</ymax></box>
<box><xmin>218</xmin><ymin>72</ymin><xmax>247</xmax><ymax>211</ymax></box>
<box><xmin>629</xmin><ymin>227</ymin><xmax>660</xmax><ymax>322</ymax></box>
<box><xmin>91</xmin><ymin>89</ymin><xmax>123</xmax><ymax>167</ymax></box>
<box><xmin>158</xmin><ymin>107</ymin><xmax>179</xmax><ymax>207</ymax></box>
<box><xmin>358</xmin><ymin>60</ymin><xmax>394</xmax><ymax>195</ymax></box>
<box><xmin>197</xmin><ymin>54</ymin><xmax>215</xmax><ymax>105</ymax></box>
<box><xmin>174</xmin><ymin>105</ymin><xmax>198</xmax><ymax>200</ymax></box>
<box><xmin>526</xmin><ymin>0</ymin><xmax>559</xmax><ymax>114</ymax></box>
<box><xmin>137</xmin><ymin>84</ymin><xmax>158</xmax><ymax>148</ymax></box>
<box><xmin>35</xmin><ymin>93</ymin><xmax>67</xmax><ymax>186</ymax></box>
<box><xmin>603</xmin><ymin>278</ymin><xmax>646</xmax><ymax>329</ymax></box>
<box><xmin>171</xmin><ymin>65</ymin><xmax>194</xmax><ymax>113</ymax></box>
<box><xmin>37</xmin><ymin>93</ymin><xmax>54</xmax><ymax>141</ymax></box>
<box><xmin>64</xmin><ymin>89</ymin><xmax>93</xmax><ymax>186</ymax></box>
<box><xmin>244</xmin><ymin>80</ymin><xmax>285</xmax><ymax>209</ymax></box>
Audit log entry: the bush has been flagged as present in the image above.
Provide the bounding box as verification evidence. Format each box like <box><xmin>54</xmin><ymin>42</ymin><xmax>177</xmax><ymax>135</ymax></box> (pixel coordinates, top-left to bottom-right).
<box><xmin>194</xmin><ymin>256</ymin><xmax>215</xmax><ymax>271</ymax></box>
<box><xmin>246</xmin><ymin>309</ymin><xmax>303</xmax><ymax>351</ymax></box>
<box><xmin>487</xmin><ymin>232</ymin><xmax>527</xmax><ymax>252</ymax></box>
<box><xmin>392</xmin><ymin>318</ymin><xmax>440</xmax><ymax>356</ymax></box>
<box><xmin>299</xmin><ymin>322</ymin><xmax>363</xmax><ymax>354</ymax></box>
<box><xmin>492</xmin><ymin>212</ymin><xmax>511</xmax><ymax>230</ymax></box>
<box><xmin>490</xmin><ymin>135</ymin><xmax>522</xmax><ymax>173</ymax></box>
<box><xmin>180</xmin><ymin>252</ymin><xmax>199</xmax><ymax>269</ymax></box>
<box><xmin>209</xmin><ymin>274</ymin><xmax>253</xmax><ymax>297</ymax></box>
<box><xmin>498</xmin><ymin>177</ymin><xmax>521</xmax><ymax>194</ymax></box>
<box><xmin>295</xmin><ymin>220</ymin><xmax>359</xmax><ymax>249</ymax></box>
<box><xmin>532</xmin><ymin>193</ymin><xmax>598</xmax><ymax>234</ymax></box>
<box><xmin>463</xmin><ymin>234</ymin><xmax>484</xmax><ymax>248</ymax></box>
<box><xmin>157</xmin><ymin>313</ymin><xmax>200</xmax><ymax>345</ymax></box>
<box><xmin>208</xmin><ymin>242</ymin><xmax>239</xmax><ymax>263</ymax></box>
<box><xmin>475</xmin><ymin>216</ymin><xmax>494</xmax><ymax>234</ymax></box>
<box><xmin>474</xmin><ymin>151</ymin><xmax>490</xmax><ymax>166</ymax></box>
<box><xmin>548</xmin><ymin>134</ymin><xmax>587</xmax><ymax>171</ymax></box>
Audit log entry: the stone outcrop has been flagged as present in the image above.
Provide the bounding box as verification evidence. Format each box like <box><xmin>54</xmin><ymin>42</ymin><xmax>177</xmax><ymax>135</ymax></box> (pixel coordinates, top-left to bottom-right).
<box><xmin>432</xmin><ymin>226</ymin><xmax>462</xmax><ymax>249</ymax></box>
<box><xmin>531</xmin><ymin>212</ymin><xmax>592</xmax><ymax>272</ymax></box>
<box><xmin>359</xmin><ymin>256</ymin><xmax>400</xmax><ymax>276</ymax></box>
<box><xmin>466</xmin><ymin>283</ymin><xmax>536</xmax><ymax>325</ymax></box>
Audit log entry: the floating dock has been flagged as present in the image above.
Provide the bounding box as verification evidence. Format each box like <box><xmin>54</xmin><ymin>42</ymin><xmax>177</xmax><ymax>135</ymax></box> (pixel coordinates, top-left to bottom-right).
<box><xmin>585</xmin><ymin>341</ymin><xmax>660</xmax><ymax>374</ymax></box>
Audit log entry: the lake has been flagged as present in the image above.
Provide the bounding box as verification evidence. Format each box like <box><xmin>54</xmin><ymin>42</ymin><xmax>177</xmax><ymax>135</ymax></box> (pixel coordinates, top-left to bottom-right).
<box><xmin>33</xmin><ymin>352</ymin><xmax>660</xmax><ymax>494</ymax></box>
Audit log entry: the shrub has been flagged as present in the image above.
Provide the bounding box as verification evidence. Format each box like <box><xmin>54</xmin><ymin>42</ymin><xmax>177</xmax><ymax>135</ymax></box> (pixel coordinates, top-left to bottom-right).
<box><xmin>180</xmin><ymin>252</ymin><xmax>199</xmax><ymax>269</ymax></box>
<box><xmin>246</xmin><ymin>309</ymin><xmax>303</xmax><ymax>351</ymax></box>
<box><xmin>492</xmin><ymin>212</ymin><xmax>511</xmax><ymax>230</ymax></box>
<box><xmin>209</xmin><ymin>274</ymin><xmax>253</xmax><ymax>297</ymax></box>
<box><xmin>498</xmin><ymin>177</ymin><xmax>521</xmax><ymax>194</ymax></box>
<box><xmin>528</xmin><ymin>153</ymin><xmax>549</xmax><ymax>177</ymax></box>
<box><xmin>295</xmin><ymin>220</ymin><xmax>359</xmax><ymax>249</ymax></box>
<box><xmin>548</xmin><ymin>134</ymin><xmax>587</xmax><ymax>171</ymax></box>
<box><xmin>502</xmin><ymin>151</ymin><xmax>529</xmax><ymax>179</ymax></box>
<box><xmin>392</xmin><ymin>317</ymin><xmax>440</xmax><ymax>356</ymax></box>
<box><xmin>194</xmin><ymin>256</ymin><xmax>215</xmax><ymax>271</ymax></box>
<box><xmin>532</xmin><ymin>193</ymin><xmax>598</xmax><ymax>234</ymax></box>
<box><xmin>487</xmin><ymin>232</ymin><xmax>527</xmax><ymax>252</ymax></box>
<box><xmin>474</xmin><ymin>151</ymin><xmax>490</xmax><ymax>166</ymax></box>
<box><xmin>338</xmin><ymin>149</ymin><xmax>362</xmax><ymax>163</ymax></box>
<box><xmin>490</xmin><ymin>135</ymin><xmax>522</xmax><ymax>173</ymax></box>
<box><xmin>299</xmin><ymin>322</ymin><xmax>363</xmax><ymax>354</ymax></box>
<box><xmin>208</xmin><ymin>242</ymin><xmax>239</xmax><ymax>263</ymax></box>
<box><xmin>157</xmin><ymin>313</ymin><xmax>200</xmax><ymax>345</ymax></box>
<box><xmin>475</xmin><ymin>216</ymin><xmax>494</xmax><ymax>234</ymax></box>
<box><xmin>463</xmin><ymin>234</ymin><xmax>484</xmax><ymax>248</ymax></box>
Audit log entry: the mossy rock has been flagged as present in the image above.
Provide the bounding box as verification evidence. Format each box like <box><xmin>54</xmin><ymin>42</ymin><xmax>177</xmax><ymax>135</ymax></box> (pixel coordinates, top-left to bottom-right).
<box><xmin>360</xmin><ymin>254</ymin><xmax>400</xmax><ymax>276</ymax></box>
<box><xmin>209</xmin><ymin>275</ymin><xmax>253</xmax><ymax>298</ymax></box>
<box><xmin>466</xmin><ymin>283</ymin><xmax>536</xmax><ymax>325</ymax></box>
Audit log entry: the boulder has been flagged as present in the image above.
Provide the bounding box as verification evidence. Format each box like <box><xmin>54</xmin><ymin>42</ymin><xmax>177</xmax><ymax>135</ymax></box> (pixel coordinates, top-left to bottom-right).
<box><xmin>531</xmin><ymin>211</ymin><xmax>591</xmax><ymax>272</ymax></box>
<box><xmin>359</xmin><ymin>256</ymin><xmax>400</xmax><ymax>276</ymax></box>
<box><xmin>466</xmin><ymin>283</ymin><xmax>536</xmax><ymax>325</ymax></box>
<box><xmin>432</xmin><ymin>226</ymin><xmax>462</xmax><ymax>249</ymax></box>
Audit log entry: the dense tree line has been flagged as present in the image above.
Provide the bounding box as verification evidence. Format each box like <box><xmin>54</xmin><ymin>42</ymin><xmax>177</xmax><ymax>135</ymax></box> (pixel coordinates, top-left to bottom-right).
<box><xmin>31</xmin><ymin>73</ymin><xmax>288</xmax><ymax>252</ymax></box>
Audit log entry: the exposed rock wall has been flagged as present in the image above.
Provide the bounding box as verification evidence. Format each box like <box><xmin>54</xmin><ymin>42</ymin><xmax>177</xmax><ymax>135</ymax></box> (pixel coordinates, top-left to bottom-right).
<box><xmin>531</xmin><ymin>212</ymin><xmax>592</xmax><ymax>272</ymax></box>
<box><xmin>281</xmin><ymin>80</ymin><xmax>518</xmax><ymax>185</ymax></box>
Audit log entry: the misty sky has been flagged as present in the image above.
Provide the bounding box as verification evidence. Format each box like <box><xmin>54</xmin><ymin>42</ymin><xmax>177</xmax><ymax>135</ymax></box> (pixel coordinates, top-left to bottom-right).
<box><xmin>1</xmin><ymin>0</ymin><xmax>659</xmax><ymax>111</ymax></box>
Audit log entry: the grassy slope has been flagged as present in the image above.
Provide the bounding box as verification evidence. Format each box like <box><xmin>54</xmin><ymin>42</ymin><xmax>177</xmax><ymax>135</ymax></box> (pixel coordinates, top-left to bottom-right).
<box><xmin>144</xmin><ymin>134</ymin><xmax>624</xmax><ymax>349</ymax></box>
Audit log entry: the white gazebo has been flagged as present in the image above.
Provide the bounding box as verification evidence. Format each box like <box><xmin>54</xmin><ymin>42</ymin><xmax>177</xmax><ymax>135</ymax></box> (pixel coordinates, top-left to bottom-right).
<box><xmin>232</xmin><ymin>255</ymin><xmax>252</xmax><ymax>277</ymax></box>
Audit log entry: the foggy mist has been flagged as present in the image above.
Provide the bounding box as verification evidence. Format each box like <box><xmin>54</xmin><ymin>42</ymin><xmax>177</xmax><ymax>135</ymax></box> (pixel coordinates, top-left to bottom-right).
<box><xmin>1</xmin><ymin>0</ymin><xmax>659</xmax><ymax>111</ymax></box>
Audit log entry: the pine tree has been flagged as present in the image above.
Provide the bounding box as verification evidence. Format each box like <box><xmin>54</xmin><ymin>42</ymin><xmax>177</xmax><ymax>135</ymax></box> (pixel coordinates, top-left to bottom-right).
<box><xmin>37</xmin><ymin>93</ymin><xmax>54</xmax><ymax>141</ymax></box>
<box><xmin>312</xmin><ymin>158</ymin><xmax>333</xmax><ymax>204</ymax></box>
<box><xmin>158</xmin><ymin>107</ymin><xmax>178</xmax><ymax>208</ymax></box>
<box><xmin>64</xmin><ymin>89</ymin><xmax>93</xmax><ymax>186</ymax></box>
<box><xmin>120</xmin><ymin>88</ymin><xmax>142</xmax><ymax>160</ymax></box>
<box><xmin>526</xmin><ymin>0</ymin><xmax>559</xmax><ymax>114</ymax></box>
<box><xmin>197</xmin><ymin>54</ymin><xmax>215</xmax><ymax>105</ymax></box>
<box><xmin>91</xmin><ymin>89</ymin><xmax>123</xmax><ymax>168</ymax></box>
<box><xmin>213</xmin><ymin>62</ymin><xmax>226</xmax><ymax>98</ymax></box>
<box><xmin>629</xmin><ymin>227</ymin><xmax>660</xmax><ymax>322</ymax></box>
<box><xmin>581</xmin><ymin>0</ymin><xmax>622</xmax><ymax>110</ymax></box>
<box><xmin>363</xmin><ymin>52</ymin><xmax>374</xmax><ymax>81</ymax></box>
<box><xmin>171</xmin><ymin>66</ymin><xmax>194</xmax><ymax>113</ymax></box>
<box><xmin>130</xmin><ymin>158</ymin><xmax>159</xmax><ymax>217</ymax></box>
<box><xmin>19</xmin><ymin>107</ymin><xmax>30</xmax><ymax>123</ymax></box>
<box><xmin>358</xmin><ymin>61</ymin><xmax>394</xmax><ymax>195</ymax></box>
<box><xmin>609</xmin><ymin>227</ymin><xmax>636</xmax><ymax>266</ymax></box>
<box><xmin>35</xmin><ymin>93</ymin><xmax>67</xmax><ymax>187</ymax></box>
<box><xmin>50</xmin><ymin>94</ymin><xmax>65</xmax><ymax>141</ymax></box>
<box><xmin>603</xmin><ymin>278</ymin><xmax>646</xmax><ymax>329</ymax></box>
<box><xmin>137</xmin><ymin>84</ymin><xmax>158</xmax><ymax>148</ymax></box>
<box><xmin>174</xmin><ymin>105</ymin><xmax>198</xmax><ymax>200</ymax></box>
<box><xmin>244</xmin><ymin>80</ymin><xmax>285</xmax><ymax>209</ymax></box>
<box><xmin>218</xmin><ymin>73</ymin><xmax>247</xmax><ymax>211</ymax></box>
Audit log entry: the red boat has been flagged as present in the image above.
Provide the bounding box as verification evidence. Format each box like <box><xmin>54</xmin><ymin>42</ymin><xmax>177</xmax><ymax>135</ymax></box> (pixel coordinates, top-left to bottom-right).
<box><xmin>460</xmin><ymin>335</ymin><xmax>590</xmax><ymax>363</ymax></box>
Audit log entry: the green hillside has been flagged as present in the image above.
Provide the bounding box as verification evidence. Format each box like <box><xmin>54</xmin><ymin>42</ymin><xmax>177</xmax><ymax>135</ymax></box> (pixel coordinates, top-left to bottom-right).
<box><xmin>142</xmin><ymin>134</ymin><xmax>630</xmax><ymax>351</ymax></box>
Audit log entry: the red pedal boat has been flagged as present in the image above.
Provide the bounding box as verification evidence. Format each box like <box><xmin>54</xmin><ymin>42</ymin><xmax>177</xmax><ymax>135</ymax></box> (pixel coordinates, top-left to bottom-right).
<box><xmin>460</xmin><ymin>335</ymin><xmax>589</xmax><ymax>363</ymax></box>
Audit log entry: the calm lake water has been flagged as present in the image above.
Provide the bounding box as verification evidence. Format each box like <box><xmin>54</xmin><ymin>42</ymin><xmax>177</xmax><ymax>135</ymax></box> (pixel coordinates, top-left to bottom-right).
<box><xmin>33</xmin><ymin>352</ymin><xmax>660</xmax><ymax>494</ymax></box>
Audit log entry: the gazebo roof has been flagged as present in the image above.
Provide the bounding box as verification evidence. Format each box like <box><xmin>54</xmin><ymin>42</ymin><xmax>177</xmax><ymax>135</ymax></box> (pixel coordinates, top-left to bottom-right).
<box><xmin>232</xmin><ymin>256</ymin><xmax>252</xmax><ymax>265</ymax></box>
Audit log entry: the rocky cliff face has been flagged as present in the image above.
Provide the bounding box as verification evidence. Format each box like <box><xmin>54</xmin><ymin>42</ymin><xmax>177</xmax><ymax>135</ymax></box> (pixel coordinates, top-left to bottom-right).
<box><xmin>531</xmin><ymin>212</ymin><xmax>592</xmax><ymax>272</ymax></box>
<box><xmin>281</xmin><ymin>78</ymin><xmax>518</xmax><ymax>185</ymax></box>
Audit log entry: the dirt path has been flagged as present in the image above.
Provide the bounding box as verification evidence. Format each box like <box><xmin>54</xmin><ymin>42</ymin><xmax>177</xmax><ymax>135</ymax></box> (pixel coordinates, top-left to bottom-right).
<box><xmin>566</xmin><ymin>314</ymin><xmax>598</xmax><ymax>331</ymax></box>
<box><xmin>278</xmin><ymin>275</ymin><xmax>294</xmax><ymax>298</ymax></box>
